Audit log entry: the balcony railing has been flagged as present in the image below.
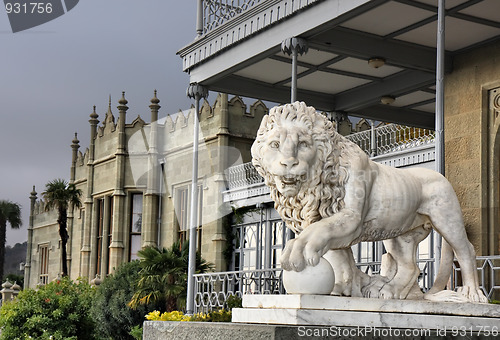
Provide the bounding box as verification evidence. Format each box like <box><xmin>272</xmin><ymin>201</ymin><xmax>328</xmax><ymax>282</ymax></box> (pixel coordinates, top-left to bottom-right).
<box><xmin>345</xmin><ymin>123</ymin><xmax>435</xmax><ymax>156</ymax></box>
<box><xmin>203</xmin><ymin>0</ymin><xmax>263</xmax><ymax>33</ymax></box>
<box><xmin>225</xmin><ymin>162</ymin><xmax>264</xmax><ymax>190</ymax></box>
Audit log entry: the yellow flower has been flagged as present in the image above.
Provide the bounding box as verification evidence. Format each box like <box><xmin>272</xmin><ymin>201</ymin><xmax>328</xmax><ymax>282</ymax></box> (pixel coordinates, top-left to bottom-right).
<box><xmin>145</xmin><ymin>310</ymin><xmax>161</xmax><ymax>320</ymax></box>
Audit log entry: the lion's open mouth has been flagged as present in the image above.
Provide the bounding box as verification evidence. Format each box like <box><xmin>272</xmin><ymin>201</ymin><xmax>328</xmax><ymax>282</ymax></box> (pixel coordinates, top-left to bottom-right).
<box><xmin>282</xmin><ymin>175</ymin><xmax>297</xmax><ymax>185</ymax></box>
<box><xmin>280</xmin><ymin>175</ymin><xmax>300</xmax><ymax>185</ymax></box>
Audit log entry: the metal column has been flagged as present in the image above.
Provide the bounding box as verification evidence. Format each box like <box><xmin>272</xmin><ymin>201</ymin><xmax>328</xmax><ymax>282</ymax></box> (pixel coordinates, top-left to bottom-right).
<box><xmin>434</xmin><ymin>0</ymin><xmax>446</xmax><ymax>278</ymax></box>
<box><xmin>186</xmin><ymin>83</ymin><xmax>208</xmax><ymax>315</ymax></box>
<box><xmin>281</xmin><ymin>37</ymin><xmax>308</xmax><ymax>103</ymax></box>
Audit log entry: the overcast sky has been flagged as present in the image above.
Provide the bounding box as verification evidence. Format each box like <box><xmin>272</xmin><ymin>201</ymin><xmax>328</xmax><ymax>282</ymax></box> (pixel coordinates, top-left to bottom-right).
<box><xmin>0</xmin><ymin>1</ymin><xmax>198</xmax><ymax>245</ymax></box>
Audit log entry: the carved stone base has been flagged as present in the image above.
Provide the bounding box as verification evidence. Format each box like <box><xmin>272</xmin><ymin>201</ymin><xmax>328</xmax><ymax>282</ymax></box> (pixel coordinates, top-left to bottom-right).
<box><xmin>232</xmin><ymin>295</ymin><xmax>500</xmax><ymax>331</ymax></box>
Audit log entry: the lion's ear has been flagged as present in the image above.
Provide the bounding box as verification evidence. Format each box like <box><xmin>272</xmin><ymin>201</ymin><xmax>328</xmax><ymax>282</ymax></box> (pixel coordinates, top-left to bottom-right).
<box><xmin>256</xmin><ymin>115</ymin><xmax>269</xmax><ymax>136</ymax></box>
<box><xmin>261</xmin><ymin>115</ymin><xmax>269</xmax><ymax>127</ymax></box>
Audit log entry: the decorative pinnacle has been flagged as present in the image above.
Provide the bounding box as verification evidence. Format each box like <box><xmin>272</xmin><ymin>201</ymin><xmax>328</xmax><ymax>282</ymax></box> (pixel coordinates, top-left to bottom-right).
<box><xmin>149</xmin><ymin>90</ymin><xmax>161</xmax><ymax>112</ymax></box>
<box><xmin>30</xmin><ymin>185</ymin><xmax>37</xmax><ymax>198</ymax></box>
<box><xmin>71</xmin><ymin>133</ymin><xmax>80</xmax><ymax>150</ymax></box>
<box><xmin>72</xmin><ymin>132</ymin><xmax>79</xmax><ymax>144</ymax></box>
<box><xmin>150</xmin><ymin>89</ymin><xmax>160</xmax><ymax>105</ymax></box>
<box><xmin>117</xmin><ymin>91</ymin><xmax>129</xmax><ymax>111</ymax></box>
<box><xmin>186</xmin><ymin>83</ymin><xmax>208</xmax><ymax>100</ymax></box>
<box><xmin>281</xmin><ymin>37</ymin><xmax>309</xmax><ymax>56</ymax></box>
<box><xmin>90</xmin><ymin>105</ymin><xmax>98</xmax><ymax>120</ymax></box>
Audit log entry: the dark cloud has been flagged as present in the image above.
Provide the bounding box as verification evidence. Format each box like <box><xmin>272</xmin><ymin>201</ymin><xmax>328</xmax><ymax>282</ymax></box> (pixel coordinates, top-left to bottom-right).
<box><xmin>0</xmin><ymin>0</ymin><xmax>196</xmax><ymax>245</ymax></box>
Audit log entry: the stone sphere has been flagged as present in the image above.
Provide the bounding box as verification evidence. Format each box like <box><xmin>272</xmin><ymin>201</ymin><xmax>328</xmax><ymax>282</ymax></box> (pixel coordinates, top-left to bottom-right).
<box><xmin>282</xmin><ymin>257</ymin><xmax>335</xmax><ymax>295</ymax></box>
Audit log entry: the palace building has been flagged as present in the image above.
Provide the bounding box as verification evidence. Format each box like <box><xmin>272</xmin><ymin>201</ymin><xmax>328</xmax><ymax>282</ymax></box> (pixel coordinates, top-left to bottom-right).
<box><xmin>24</xmin><ymin>92</ymin><xmax>268</xmax><ymax>287</ymax></box>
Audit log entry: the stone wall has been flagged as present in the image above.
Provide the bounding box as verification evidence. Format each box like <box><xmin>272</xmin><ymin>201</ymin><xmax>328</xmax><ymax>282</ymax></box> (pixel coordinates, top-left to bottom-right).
<box><xmin>444</xmin><ymin>40</ymin><xmax>500</xmax><ymax>255</ymax></box>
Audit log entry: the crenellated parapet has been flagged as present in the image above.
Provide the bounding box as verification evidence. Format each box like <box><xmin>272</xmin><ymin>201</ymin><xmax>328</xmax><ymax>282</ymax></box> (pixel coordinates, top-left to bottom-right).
<box><xmin>69</xmin><ymin>93</ymin><xmax>271</xmax><ymax>197</ymax></box>
<box><xmin>31</xmin><ymin>199</ymin><xmax>58</xmax><ymax>220</ymax></box>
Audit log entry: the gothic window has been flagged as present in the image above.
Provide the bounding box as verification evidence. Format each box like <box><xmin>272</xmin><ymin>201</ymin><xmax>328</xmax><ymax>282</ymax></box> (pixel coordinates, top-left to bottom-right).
<box><xmin>231</xmin><ymin>207</ymin><xmax>288</xmax><ymax>271</ymax></box>
<box><xmin>176</xmin><ymin>187</ymin><xmax>189</xmax><ymax>244</ymax></box>
<box><xmin>39</xmin><ymin>244</ymin><xmax>49</xmax><ymax>285</ymax></box>
<box><xmin>107</xmin><ymin>196</ymin><xmax>113</xmax><ymax>273</ymax></box>
<box><xmin>96</xmin><ymin>198</ymin><xmax>104</xmax><ymax>275</ymax></box>
<box><xmin>129</xmin><ymin>194</ymin><xmax>143</xmax><ymax>261</ymax></box>
<box><xmin>175</xmin><ymin>185</ymin><xmax>202</xmax><ymax>250</ymax></box>
<box><xmin>94</xmin><ymin>197</ymin><xmax>114</xmax><ymax>276</ymax></box>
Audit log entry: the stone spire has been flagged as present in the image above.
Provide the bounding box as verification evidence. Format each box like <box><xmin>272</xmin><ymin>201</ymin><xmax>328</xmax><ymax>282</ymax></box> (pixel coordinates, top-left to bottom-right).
<box><xmin>29</xmin><ymin>186</ymin><xmax>37</xmax><ymax>218</ymax></box>
<box><xmin>149</xmin><ymin>89</ymin><xmax>161</xmax><ymax>123</ymax></box>
<box><xmin>116</xmin><ymin>91</ymin><xmax>128</xmax><ymax>154</ymax></box>
<box><xmin>88</xmin><ymin>106</ymin><xmax>99</xmax><ymax>163</ymax></box>
<box><xmin>25</xmin><ymin>185</ymin><xmax>38</xmax><ymax>288</ymax></box>
<box><xmin>70</xmin><ymin>133</ymin><xmax>80</xmax><ymax>183</ymax></box>
<box><xmin>143</xmin><ymin>90</ymin><xmax>162</xmax><ymax>248</ymax></box>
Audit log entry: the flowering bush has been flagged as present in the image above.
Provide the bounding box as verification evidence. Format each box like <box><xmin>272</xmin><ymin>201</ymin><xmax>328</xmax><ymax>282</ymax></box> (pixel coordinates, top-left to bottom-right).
<box><xmin>0</xmin><ymin>277</ymin><xmax>96</xmax><ymax>340</ymax></box>
<box><xmin>145</xmin><ymin>309</ymin><xmax>231</xmax><ymax>323</ymax></box>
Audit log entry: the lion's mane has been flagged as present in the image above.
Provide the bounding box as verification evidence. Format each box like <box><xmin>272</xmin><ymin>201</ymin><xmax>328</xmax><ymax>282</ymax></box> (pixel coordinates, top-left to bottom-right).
<box><xmin>251</xmin><ymin>102</ymin><xmax>350</xmax><ymax>234</ymax></box>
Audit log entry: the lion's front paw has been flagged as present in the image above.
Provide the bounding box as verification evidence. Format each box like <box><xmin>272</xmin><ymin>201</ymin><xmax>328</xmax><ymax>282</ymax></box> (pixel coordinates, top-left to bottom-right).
<box><xmin>281</xmin><ymin>239</ymin><xmax>306</xmax><ymax>272</ymax></box>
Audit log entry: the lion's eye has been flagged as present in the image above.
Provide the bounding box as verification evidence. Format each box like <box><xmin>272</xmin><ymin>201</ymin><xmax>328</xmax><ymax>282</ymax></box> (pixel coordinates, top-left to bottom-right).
<box><xmin>269</xmin><ymin>141</ymin><xmax>280</xmax><ymax>149</ymax></box>
<box><xmin>298</xmin><ymin>141</ymin><xmax>309</xmax><ymax>148</ymax></box>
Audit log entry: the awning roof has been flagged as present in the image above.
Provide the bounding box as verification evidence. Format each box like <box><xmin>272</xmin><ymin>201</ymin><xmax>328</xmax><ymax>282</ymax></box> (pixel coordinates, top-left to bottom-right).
<box><xmin>178</xmin><ymin>0</ymin><xmax>500</xmax><ymax>128</ymax></box>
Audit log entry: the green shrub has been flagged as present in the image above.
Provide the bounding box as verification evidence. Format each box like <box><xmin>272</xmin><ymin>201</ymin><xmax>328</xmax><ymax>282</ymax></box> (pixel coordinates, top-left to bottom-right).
<box><xmin>129</xmin><ymin>325</ymin><xmax>143</xmax><ymax>340</ymax></box>
<box><xmin>130</xmin><ymin>241</ymin><xmax>212</xmax><ymax>313</ymax></box>
<box><xmin>91</xmin><ymin>261</ymin><xmax>159</xmax><ymax>340</ymax></box>
<box><xmin>225</xmin><ymin>294</ymin><xmax>242</xmax><ymax>310</ymax></box>
<box><xmin>0</xmin><ymin>277</ymin><xmax>96</xmax><ymax>340</ymax></box>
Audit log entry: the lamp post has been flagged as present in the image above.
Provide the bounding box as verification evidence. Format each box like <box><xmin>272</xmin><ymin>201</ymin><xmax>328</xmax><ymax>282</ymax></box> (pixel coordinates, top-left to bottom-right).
<box><xmin>186</xmin><ymin>83</ymin><xmax>208</xmax><ymax>315</ymax></box>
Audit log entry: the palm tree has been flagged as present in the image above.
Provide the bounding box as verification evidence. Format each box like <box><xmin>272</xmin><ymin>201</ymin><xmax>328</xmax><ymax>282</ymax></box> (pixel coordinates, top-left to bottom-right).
<box><xmin>42</xmin><ymin>179</ymin><xmax>82</xmax><ymax>277</ymax></box>
<box><xmin>0</xmin><ymin>200</ymin><xmax>22</xmax><ymax>281</ymax></box>
<box><xmin>129</xmin><ymin>240</ymin><xmax>212</xmax><ymax>312</ymax></box>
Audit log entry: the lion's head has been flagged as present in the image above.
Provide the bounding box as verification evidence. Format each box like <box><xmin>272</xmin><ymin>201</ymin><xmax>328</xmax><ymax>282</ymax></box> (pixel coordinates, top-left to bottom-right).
<box><xmin>251</xmin><ymin>102</ymin><xmax>349</xmax><ymax>234</ymax></box>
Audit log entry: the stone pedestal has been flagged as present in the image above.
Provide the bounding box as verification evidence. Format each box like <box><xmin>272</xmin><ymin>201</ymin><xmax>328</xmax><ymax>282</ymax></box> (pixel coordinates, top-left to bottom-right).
<box><xmin>232</xmin><ymin>295</ymin><xmax>500</xmax><ymax>334</ymax></box>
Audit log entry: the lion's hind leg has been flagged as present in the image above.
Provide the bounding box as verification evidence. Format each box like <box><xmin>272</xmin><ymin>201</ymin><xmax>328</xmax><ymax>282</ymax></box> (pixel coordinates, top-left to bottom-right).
<box><xmin>431</xmin><ymin>223</ymin><xmax>487</xmax><ymax>303</ymax></box>
<box><xmin>422</xmin><ymin>181</ymin><xmax>488</xmax><ymax>303</ymax></box>
<box><xmin>362</xmin><ymin>226</ymin><xmax>430</xmax><ymax>300</ymax></box>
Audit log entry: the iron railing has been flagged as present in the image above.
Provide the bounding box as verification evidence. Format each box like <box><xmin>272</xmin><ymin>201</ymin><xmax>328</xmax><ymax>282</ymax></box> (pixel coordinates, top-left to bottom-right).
<box><xmin>194</xmin><ymin>256</ymin><xmax>500</xmax><ymax>312</ymax></box>
<box><xmin>203</xmin><ymin>0</ymin><xmax>262</xmax><ymax>32</ymax></box>
<box><xmin>194</xmin><ymin>268</ymin><xmax>284</xmax><ymax>313</ymax></box>
<box><xmin>345</xmin><ymin>123</ymin><xmax>435</xmax><ymax>156</ymax></box>
<box><xmin>452</xmin><ymin>255</ymin><xmax>500</xmax><ymax>300</ymax></box>
<box><xmin>225</xmin><ymin>162</ymin><xmax>263</xmax><ymax>189</ymax></box>
<box><xmin>194</xmin><ymin>258</ymin><xmax>442</xmax><ymax>312</ymax></box>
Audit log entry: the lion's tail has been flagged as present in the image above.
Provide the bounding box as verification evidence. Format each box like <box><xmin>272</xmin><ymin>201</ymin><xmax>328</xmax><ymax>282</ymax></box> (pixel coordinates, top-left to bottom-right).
<box><xmin>423</xmin><ymin>239</ymin><xmax>467</xmax><ymax>302</ymax></box>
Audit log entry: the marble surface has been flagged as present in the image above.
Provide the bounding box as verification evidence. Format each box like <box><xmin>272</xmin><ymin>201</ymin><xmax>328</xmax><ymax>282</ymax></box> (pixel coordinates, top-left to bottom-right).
<box><xmin>232</xmin><ymin>307</ymin><xmax>500</xmax><ymax>329</ymax></box>
<box><xmin>241</xmin><ymin>294</ymin><xmax>500</xmax><ymax>318</ymax></box>
<box><xmin>282</xmin><ymin>258</ymin><xmax>335</xmax><ymax>295</ymax></box>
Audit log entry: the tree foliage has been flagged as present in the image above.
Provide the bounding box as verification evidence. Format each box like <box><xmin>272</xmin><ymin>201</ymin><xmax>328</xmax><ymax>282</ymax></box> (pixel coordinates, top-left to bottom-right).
<box><xmin>0</xmin><ymin>200</ymin><xmax>22</xmax><ymax>281</ymax></box>
<box><xmin>42</xmin><ymin>179</ymin><xmax>82</xmax><ymax>277</ymax></box>
<box><xmin>0</xmin><ymin>277</ymin><xmax>96</xmax><ymax>340</ymax></box>
<box><xmin>91</xmin><ymin>261</ymin><xmax>159</xmax><ymax>340</ymax></box>
<box><xmin>129</xmin><ymin>240</ymin><xmax>212</xmax><ymax>312</ymax></box>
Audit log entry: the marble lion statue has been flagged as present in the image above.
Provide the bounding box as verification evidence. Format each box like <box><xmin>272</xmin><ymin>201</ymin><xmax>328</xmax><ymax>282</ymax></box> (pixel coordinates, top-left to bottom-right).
<box><xmin>251</xmin><ymin>101</ymin><xmax>487</xmax><ymax>303</ymax></box>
